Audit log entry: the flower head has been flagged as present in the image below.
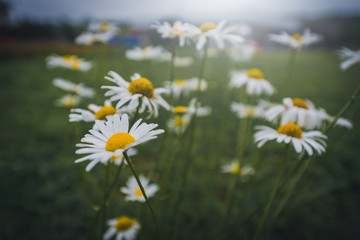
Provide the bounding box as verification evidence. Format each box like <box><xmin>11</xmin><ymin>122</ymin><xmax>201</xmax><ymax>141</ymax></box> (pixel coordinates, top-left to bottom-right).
<box><xmin>53</xmin><ymin>78</ymin><xmax>94</xmax><ymax>98</ymax></box>
<box><xmin>75</xmin><ymin>114</ymin><xmax>164</xmax><ymax>171</ymax></box>
<box><xmin>338</xmin><ymin>47</ymin><xmax>360</xmax><ymax>70</ymax></box>
<box><xmin>254</xmin><ymin>123</ymin><xmax>327</xmax><ymax>156</ymax></box>
<box><xmin>46</xmin><ymin>55</ymin><xmax>92</xmax><ymax>71</ymax></box>
<box><xmin>126</xmin><ymin>46</ymin><xmax>165</xmax><ymax>61</ymax></box>
<box><xmin>221</xmin><ymin>161</ymin><xmax>255</xmax><ymax>176</ymax></box>
<box><xmin>231</xmin><ymin>102</ymin><xmax>265</xmax><ymax>119</ymax></box>
<box><xmin>104</xmin><ymin>216</ymin><xmax>140</xmax><ymax>240</ymax></box>
<box><xmin>151</xmin><ymin>21</ymin><xmax>198</xmax><ymax>47</ymax></box>
<box><xmin>102</xmin><ymin>71</ymin><xmax>170</xmax><ymax>118</ymax></box>
<box><xmin>269</xmin><ymin>29</ymin><xmax>322</xmax><ymax>49</ymax></box>
<box><xmin>120</xmin><ymin>175</ymin><xmax>159</xmax><ymax>202</ymax></box>
<box><xmin>194</xmin><ymin>20</ymin><xmax>244</xmax><ymax>50</ymax></box>
<box><xmin>229</xmin><ymin>68</ymin><xmax>275</xmax><ymax>96</ymax></box>
<box><xmin>55</xmin><ymin>95</ymin><xmax>81</xmax><ymax>107</ymax></box>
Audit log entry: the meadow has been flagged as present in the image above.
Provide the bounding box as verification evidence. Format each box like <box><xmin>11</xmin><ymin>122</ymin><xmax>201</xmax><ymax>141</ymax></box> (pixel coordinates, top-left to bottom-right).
<box><xmin>1</xmin><ymin>44</ymin><xmax>360</xmax><ymax>240</ymax></box>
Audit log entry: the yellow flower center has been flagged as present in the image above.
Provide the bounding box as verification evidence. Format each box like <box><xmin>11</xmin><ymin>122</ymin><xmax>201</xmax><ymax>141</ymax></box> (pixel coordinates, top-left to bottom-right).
<box><xmin>291</xmin><ymin>33</ymin><xmax>303</xmax><ymax>41</ymax></box>
<box><xmin>106</xmin><ymin>133</ymin><xmax>135</xmax><ymax>152</ymax></box>
<box><xmin>99</xmin><ymin>21</ymin><xmax>110</xmax><ymax>32</ymax></box>
<box><xmin>110</xmin><ymin>154</ymin><xmax>123</xmax><ymax>161</ymax></box>
<box><xmin>246</xmin><ymin>68</ymin><xmax>264</xmax><ymax>80</ymax></box>
<box><xmin>134</xmin><ymin>188</ymin><xmax>143</xmax><ymax>197</ymax></box>
<box><xmin>128</xmin><ymin>77</ymin><xmax>154</xmax><ymax>98</ymax></box>
<box><xmin>172</xmin><ymin>27</ymin><xmax>179</xmax><ymax>32</ymax></box>
<box><xmin>292</xmin><ymin>98</ymin><xmax>309</xmax><ymax>109</ymax></box>
<box><xmin>95</xmin><ymin>106</ymin><xmax>117</xmax><ymax>120</ymax></box>
<box><xmin>173</xmin><ymin>106</ymin><xmax>188</xmax><ymax>114</ymax></box>
<box><xmin>174</xmin><ymin>116</ymin><xmax>187</xmax><ymax>127</ymax></box>
<box><xmin>245</xmin><ymin>107</ymin><xmax>255</xmax><ymax>117</ymax></box>
<box><xmin>114</xmin><ymin>216</ymin><xmax>137</xmax><ymax>232</ymax></box>
<box><xmin>277</xmin><ymin>122</ymin><xmax>303</xmax><ymax>139</ymax></box>
<box><xmin>62</xmin><ymin>55</ymin><xmax>76</xmax><ymax>61</ymax></box>
<box><xmin>199</xmin><ymin>22</ymin><xmax>217</xmax><ymax>32</ymax></box>
<box><xmin>63</xmin><ymin>97</ymin><xmax>75</xmax><ymax>107</ymax></box>
<box><xmin>230</xmin><ymin>164</ymin><xmax>240</xmax><ymax>173</ymax></box>
<box><xmin>174</xmin><ymin>79</ymin><xmax>186</xmax><ymax>86</ymax></box>
<box><xmin>61</xmin><ymin>55</ymin><xmax>81</xmax><ymax>69</ymax></box>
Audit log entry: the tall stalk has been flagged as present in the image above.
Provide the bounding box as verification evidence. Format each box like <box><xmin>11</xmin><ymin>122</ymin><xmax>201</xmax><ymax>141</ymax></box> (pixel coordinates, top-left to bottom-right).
<box><xmin>282</xmin><ymin>48</ymin><xmax>298</xmax><ymax>97</ymax></box>
<box><xmin>252</xmin><ymin>145</ymin><xmax>290</xmax><ymax>240</ymax></box>
<box><xmin>123</xmin><ymin>152</ymin><xmax>162</xmax><ymax>240</ymax></box>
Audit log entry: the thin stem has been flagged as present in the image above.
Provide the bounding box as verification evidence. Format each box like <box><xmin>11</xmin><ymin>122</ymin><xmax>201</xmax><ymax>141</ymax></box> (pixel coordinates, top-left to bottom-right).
<box><xmin>271</xmin><ymin>83</ymin><xmax>360</xmax><ymax>221</ymax></box>
<box><xmin>101</xmin><ymin>163</ymin><xmax>110</xmax><ymax>237</ymax></box>
<box><xmin>123</xmin><ymin>152</ymin><xmax>162</xmax><ymax>240</ymax></box>
<box><xmin>282</xmin><ymin>48</ymin><xmax>298</xmax><ymax>98</ymax></box>
<box><xmin>169</xmin><ymin>40</ymin><xmax>176</xmax><ymax>104</ymax></box>
<box><xmin>88</xmin><ymin>161</ymin><xmax>124</xmax><ymax>240</ymax></box>
<box><xmin>253</xmin><ymin>145</ymin><xmax>290</xmax><ymax>240</ymax></box>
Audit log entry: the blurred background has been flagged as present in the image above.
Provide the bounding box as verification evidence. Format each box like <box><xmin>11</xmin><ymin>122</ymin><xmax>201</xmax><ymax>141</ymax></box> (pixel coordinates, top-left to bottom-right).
<box><xmin>1</xmin><ymin>0</ymin><xmax>360</xmax><ymax>240</ymax></box>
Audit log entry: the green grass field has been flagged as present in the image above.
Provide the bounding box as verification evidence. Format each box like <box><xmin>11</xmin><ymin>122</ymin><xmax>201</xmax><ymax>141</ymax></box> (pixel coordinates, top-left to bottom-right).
<box><xmin>1</xmin><ymin>45</ymin><xmax>360</xmax><ymax>240</ymax></box>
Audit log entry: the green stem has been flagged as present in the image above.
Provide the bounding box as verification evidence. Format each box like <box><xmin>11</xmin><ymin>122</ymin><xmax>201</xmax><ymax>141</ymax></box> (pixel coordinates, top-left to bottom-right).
<box><xmin>282</xmin><ymin>48</ymin><xmax>298</xmax><ymax>98</ymax></box>
<box><xmin>88</xmin><ymin>161</ymin><xmax>124</xmax><ymax>240</ymax></box>
<box><xmin>123</xmin><ymin>152</ymin><xmax>162</xmax><ymax>240</ymax></box>
<box><xmin>253</xmin><ymin>146</ymin><xmax>290</xmax><ymax>240</ymax></box>
<box><xmin>101</xmin><ymin>163</ymin><xmax>110</xmax><ymax>237</ymax></box>
<box><xmin>169</xmin><ymin>41</ymin><xmax>176</xmax><ymax>104</ymax></box>
<box><xmin>272</xmin><ymin>82</ymin><xmax>360</xmax><ymax>221</ymax></box>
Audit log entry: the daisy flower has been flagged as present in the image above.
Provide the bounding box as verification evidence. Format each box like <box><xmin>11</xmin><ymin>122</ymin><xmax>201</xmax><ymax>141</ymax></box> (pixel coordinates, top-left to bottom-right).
<box><xmin>104</xmin><ymin>216</ymin><xmax>140</xmax><ymax>240</ymax></box>
<box><xmin>102</xmin><ymin>71</ymin><xmax>170</xmax><ymax>118</ymax></box>
<box><xmin>125</xmin><ymin>46</ymin><xmax>165</xmax><ymax>61</ymax></box>
<box><xmin>229</xmin><ymin>68</ymin><xmax>275</xmax><ymax>96</ymax></box>
<box><xmin>231</xmin><ymin>102</ymin><xmax>265</xmax><ymax>119</ymax></box>
<box><xmin>75</xmin><ymin>114</ymin><xmax>164</xmax><ymax>172</ymax></box>
<box><xmin>194</xmin><ymin>20</ymin><xmax>244</xmax><ymax>50</ymax></box>
<box><xmin>55</xmin><ymin>95</ymin><xmax>80</xmax><ymax>107</ymax></box>
<box><xmin>69</xmin><ymin>100</ymin><xmax>129</xmax><ymax>123</ymax></box>
<box><xmin>187</xmin><ymin>78</ymin><xmax>208</xmax><ymax>92</ymax></box>
<box><xmin>88</xmin><ymin>21</ymin><xmax>118</xmax><ymax>34</ymax></box>
<box><xmin>221</xmin><ymin>161</ymin><xmax>255</xmax><ymax>176</ymax></box>
<box><xmin>174</xmin><ymin>56</ymin><xmax>193</xmax><ymax>67</ymax></box>
<box><xmin>254</xmin><ymin>122</ymin><xmax>327</xmax><ymax>156</ymax></box>
<box><xmin>316</xmin><ymin>108</ymin><xmax>353</xmax><ymax>129</ymax></box>
<box><xmin>120</xmin><ymin>175</ymin><xmax>159</xmax><ymax>202</ymax></box>
<box><xmin>167</xmin><ymin>115</ymin><xmax>191</xmax><ymax>135</ymax></box>
<box><xmin>264</xmin><ymin>98</ymin><xmax>322</xmax><ymax>130</ymax></box>
<box><xmin>151</xmin><ymin>21</ymin><xmax>197</xmax><ymax>47</ymax></box>
<box><xmin>46</xmin><ymin>55</ymin><xmax>92</xmax><ymax>71</ymax></box>
<box><xmin>269</xmin><ymin>29</ymin><xmax>322</xmax><ymax>49</ymax></box>
<box><xmin>229</xmin><ymin>43</ymin><xmax>258</xmax><ymax>62</ymax></box>
<box><xmin>75</xmin><ymin>31</ymin><xmax>114</xmax><ymax>45</ymax></box>
<box><xmin>53</xmin><ymin>78</ymin><xmax>94</xmax><ymax>98</ymax></box>
<box><xmin>338</xmin><ymin>47</ymin><xmax>360</xmax><ymax>70</ymax></box>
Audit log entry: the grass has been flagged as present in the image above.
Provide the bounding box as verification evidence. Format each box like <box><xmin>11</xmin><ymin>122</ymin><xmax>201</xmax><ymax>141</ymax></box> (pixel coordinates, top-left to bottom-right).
<box><xmin>0</xmin><ymin>45</ymin><xmax>360</xmax><ymax>240</ymax></box>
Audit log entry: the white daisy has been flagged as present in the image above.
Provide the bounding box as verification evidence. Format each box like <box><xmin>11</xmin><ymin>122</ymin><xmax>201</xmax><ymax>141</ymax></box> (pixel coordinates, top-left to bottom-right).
<box><xmin>229</xmin><ymin>43</ymin><xmax>258</xmax><ymax>62</ymax></box>
<box><xmin>194</xmin><ymin>20</ymin><xmax>244</xmax><ymax>50</ymax></box>
<box><xmin>221</xmin><ymin>161</ymin><xmax>255</xmax><ymax>176</ymax></box>
<box><xmin>151</xmin><ymin>21</ymin><xmax>197</xmax><ymax>47</ymax></box>
<box><xmin>264</xmin><ymin>98</ymin><xmax>323</xmax><ymax>130</ymax></box>
<box><xmin>75</xmin><ymin>114</ymin><xmax>164</xmax><ymax>172</ymax></box>
<box><xmin>69</xmin><ymin>100</ymin><xmax>129</xmax><ymax>123</ymax></box>
<box><xmin>102</xmin><ymin>71</ymin><xmax>170</xmax><ymax>118</ymax></box>
<box><xmin>53</xmin><ymin>78</ymin><xmax>94</xmax><ymax>98</ymax></box>
<box><xmin>167</xmin><ymin>115</ymin><xmax>191</xmax><ymax>135</ymax></box>
<box><xmin>254</xmin><ymin>122</ymin><xmax>327</xmax><ymax>156</ymax></box>
<box><xmin>120</xmin><ymin>175</ymin><xmax>159</xmax><ymax>202</ymax></box>
<box><xmin>174</xmin><ymin>56</ymin><xmax>193</xmax><ymax>67</ymax></box>
<box><xmin>103</xmin><ymin>216</ymin><xmax>140</xmax><ymax>240</ymax></box>
<box><xmin>55</xmin><ymin>95</ymin><xmax>80</xmax><ymax>107</ymax></box>
<box><xmin>88</xmin><ymin>21</ymin><xmax>118</xmax><ymax>34</ymax></box>
<box><xmin>338</xmin><ymin>47</ymin><xmax>360</xmax><ymax>70</ymax></box>
<box><xmin>231</xmin><ymin>102</ymin><xmax>265</xmax><ymax>119</ymax></box>
<box><xmin>229</xmin><ymin>68</ymin><xmax>275</xmax><ymax>96</ymax></box>
<box><xmin>187</xmin><ymin>78</ymin><xmax>208</xmax><ymax>92</ymax></box>
<box><xmin>125</xmin><ymin>46</ymin><xmax>165</xmax><ymax>61</ymax></box>
<box><xmin>269</xmin><ymin>29</ymin><xmax>322</xmax><ymax>49</ymax></box>
<box><xmin>75</xmin><ymin>31</ymin><xmax>114</xmax><ymax>45</ymax></box>
<box><xmin>46</xmin><ymin>54</ymin><xmax>92</xmax><ymax>71</ymax></box>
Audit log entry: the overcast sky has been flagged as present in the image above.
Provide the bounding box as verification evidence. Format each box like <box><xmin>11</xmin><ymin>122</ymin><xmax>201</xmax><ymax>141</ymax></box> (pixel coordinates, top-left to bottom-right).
<box><xmin>6</xmin><ymin>0</ymin><xmax>360</xmax><ymax>27</ymax></box>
